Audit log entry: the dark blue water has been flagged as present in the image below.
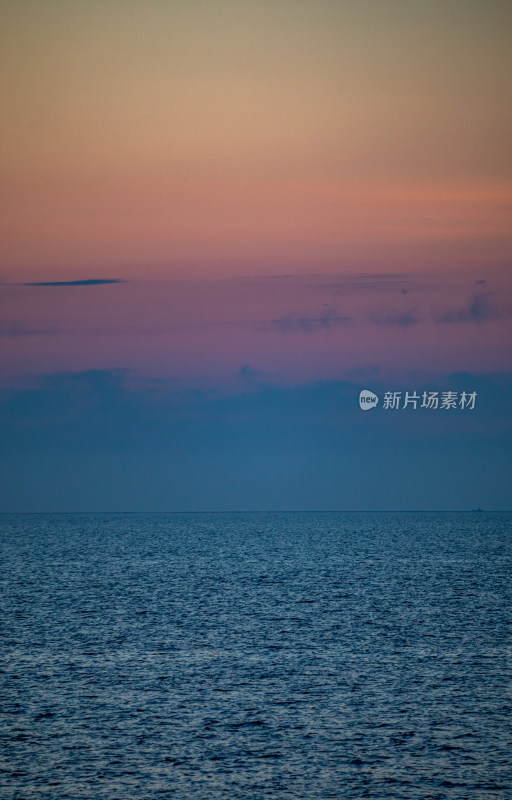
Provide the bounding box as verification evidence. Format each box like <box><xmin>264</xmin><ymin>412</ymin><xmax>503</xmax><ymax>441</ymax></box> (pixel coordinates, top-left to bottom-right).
<box><xmin>1</xmin><ymin>512</ymin><xmax>511</xmax><ymax>799</ymax></box>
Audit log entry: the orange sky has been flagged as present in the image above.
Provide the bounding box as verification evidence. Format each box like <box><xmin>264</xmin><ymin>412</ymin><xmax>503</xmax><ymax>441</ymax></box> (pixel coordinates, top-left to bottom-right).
<box><xmin>1</xmin><ymin>0</ymin><xmax>511</xmax><ymax>282</ymax></box>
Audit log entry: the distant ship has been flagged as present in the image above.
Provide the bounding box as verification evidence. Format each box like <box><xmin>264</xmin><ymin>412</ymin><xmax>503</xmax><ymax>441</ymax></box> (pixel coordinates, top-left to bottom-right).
<box><xmin>471</xmin><ymin>506</ymin><xmax>484</xmax><ymax>512</ymax></box>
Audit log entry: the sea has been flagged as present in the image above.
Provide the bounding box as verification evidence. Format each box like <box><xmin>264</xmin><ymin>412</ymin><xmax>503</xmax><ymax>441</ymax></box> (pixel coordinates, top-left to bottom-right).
<box><xmin>1</xmin><ymin>512</ymin><xmax>511</xmax><ymax>799</ymax></box>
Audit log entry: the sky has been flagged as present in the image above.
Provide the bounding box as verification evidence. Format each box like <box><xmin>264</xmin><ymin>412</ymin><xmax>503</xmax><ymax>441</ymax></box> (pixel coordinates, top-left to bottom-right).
<box><xmin>1</xmin><ymin>0</ymin><xmax>511</xmax><ymax>511</ymax></box>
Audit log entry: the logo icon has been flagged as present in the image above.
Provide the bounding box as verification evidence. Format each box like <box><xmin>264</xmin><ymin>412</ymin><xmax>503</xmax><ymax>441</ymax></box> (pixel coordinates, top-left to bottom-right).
<box><xmin>359</xmin><ymin>389</ymin><xmax>379</xmax><ymax>410</ymax></box>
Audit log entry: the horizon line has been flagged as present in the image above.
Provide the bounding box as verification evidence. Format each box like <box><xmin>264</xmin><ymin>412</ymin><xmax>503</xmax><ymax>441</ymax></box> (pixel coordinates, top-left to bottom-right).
<box><xmin>0</xmin><ymin>509</ymin><xmax>507</xmax><ymax>515</ymax></box>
